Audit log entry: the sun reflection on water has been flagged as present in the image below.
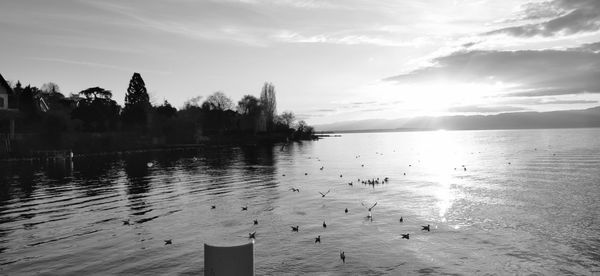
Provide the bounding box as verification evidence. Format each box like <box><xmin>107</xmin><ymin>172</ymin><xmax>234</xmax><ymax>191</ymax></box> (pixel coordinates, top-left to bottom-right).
<box><xmin>419</xmin><ymin>130</ymin><xmax>463</xmax><ymax>222</ymax></box>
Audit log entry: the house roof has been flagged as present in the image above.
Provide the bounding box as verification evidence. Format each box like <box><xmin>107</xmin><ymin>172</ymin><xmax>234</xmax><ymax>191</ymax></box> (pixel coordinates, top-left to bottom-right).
<box><xmin>0</xmin><ymin>74</ymin><xmax>14</xmax><ymax>95</ymax></box>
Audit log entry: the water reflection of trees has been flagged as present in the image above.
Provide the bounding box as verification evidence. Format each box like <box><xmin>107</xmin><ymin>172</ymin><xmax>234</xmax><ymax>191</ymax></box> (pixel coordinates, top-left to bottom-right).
<box><xmin>73</xmin><ymin>156</ymin><xmax>119</xmax><ymax>197</ymax></box>
<box><xmin>124</xmin><ymin>154</ymin><xmax>152</xmax><ymax>195</ymax></box>
<box><xmin>0</xmin><ymin>162</ymin><xmax>41</xmax><ymax>203</ymax></box>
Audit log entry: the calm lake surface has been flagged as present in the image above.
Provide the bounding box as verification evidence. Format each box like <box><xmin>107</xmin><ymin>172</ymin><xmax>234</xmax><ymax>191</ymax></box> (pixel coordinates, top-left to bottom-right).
<box><xmin>1</xmin><ymin>129</ymin><xmax>599</xmax><ymax>275</ymax></box>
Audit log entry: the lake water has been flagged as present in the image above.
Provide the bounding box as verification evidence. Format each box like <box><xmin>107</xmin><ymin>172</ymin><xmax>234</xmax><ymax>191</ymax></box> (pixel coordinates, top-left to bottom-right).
<box><xmin>1</xmin><ymin>128</ymin><xmax>599</xmax><ymax>275</ymax></box>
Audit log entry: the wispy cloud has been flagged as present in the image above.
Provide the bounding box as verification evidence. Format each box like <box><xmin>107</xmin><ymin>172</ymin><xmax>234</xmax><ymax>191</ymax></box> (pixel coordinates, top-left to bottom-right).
<box><xmin>273</xmin><ymin>30</ymin><xmax>430</xmax><ymax>46</ymax></box>
<box><xmin>26</xmin><ymin>57</ymin><xmax>172</xmax><ymax>75</ymax></box>
<box><xmin>486</xmin><ymin>0</ymin><xmax>600</xmax><ymax>37</ymax></box>
<box><xmin>447</xmin><ymin>105</ymin><xmax>528</xmax><ymax>113</ymax></box>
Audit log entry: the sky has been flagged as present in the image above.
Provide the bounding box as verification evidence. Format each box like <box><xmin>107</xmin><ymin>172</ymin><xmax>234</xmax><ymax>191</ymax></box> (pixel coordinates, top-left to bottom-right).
<box><xmin>1</xmin><ymin>0</ymin><xmax>599</xmax><ymax>125</ymax></box>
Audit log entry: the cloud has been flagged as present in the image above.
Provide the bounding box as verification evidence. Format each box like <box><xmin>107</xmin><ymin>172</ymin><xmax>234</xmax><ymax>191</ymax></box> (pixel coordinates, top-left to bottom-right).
<box><xmin>385</xmin><ymin>42</ymin><xmax>600</xmax><ymax>97</ymax></box>
<box><xmin>500</xmin><ymin>98</ymin><xmax>598</xmax><ymax>105</ymax></box>
<box><xmin>26</xmin><ymin>57</ymin><xmax>171</xmax><ymax>75</ymax></box>
<box><xmin>487</xmin><ymin>0</ymin><xmax>600</xmax><ymax>37</ymax></box>
<box><xmin>447</xmin><ymin>105</ymin><xmax>528</xmax><ymax>113</ymax></box>
<box><xmin>272</xmin><ymin>30</ymin><xmax>429</xmax><ymax>47</ymax></box>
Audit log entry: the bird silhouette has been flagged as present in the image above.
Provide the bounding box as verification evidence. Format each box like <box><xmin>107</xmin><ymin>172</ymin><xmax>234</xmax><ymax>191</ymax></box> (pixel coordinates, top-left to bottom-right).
<box><xmin>242</xmin><ymin>206</ymin><xmax>248</xmax><ymax>211</ymax></box>
<box><xmin>253</xmin><ymin>219</ymin><xmax>258</xmax><ymax>225</ymax></box>
<box><xmin>340</xmin><ymin>251</ymin><xmax>346</xmax><ymax>263</ymax></box>
<box><xmin>323</xmin><ymin>221</ymin><xmax>327</xmax><ymax>228</ymax></box>
<box><xmin>290</xmin><ymin>188</ymin><xmax>300</xmax><ymax>192</ymax></box>
<box><xmin>305</xmin><ymin>173</ymin><xmax>308</xmax><ymax>175</ymax></box>
<box><xmin>248</xmin><ymin>231</ymin><xmax>256</xmax><ymax>239</ymax></box>
<box><xmin>164</xmin><ymin>239</ymin><xmax>172</xmax><ymax>245</ymax></box>
<box><xmin>122</xmin><ymin>220</ymin><xmax>130</xmax><ymax>225</ymax></box>
<box><xmin>339</xmin><ymin>174</ymin><xmax>343</xmax><ymax>178</ymax></box>
<box><xmin>291</xmin><ymin>226</ymin><xmax>299</xmax><ymax>232</ymax></box>
<box><xmin>362</xmin><ymin>202</ymin><xmax>377</xmax><ymax>218</ymax></box>
<box><xmin>315</xmin><ymin>235</ymin><xmax>321</xmax><ymax>243</ymax></box>
<box><xmin>401</xmin><ymin>233</ymin><xmax>409</xmax><ymax>240</ymax></box>
<box><xmin>345</xmin><ymin>208</ymin><xmax>348</xmax><ymax>214</ymax></box>
<box><xmin>421</xmin><ymin>224</ymin><xmax>430</xmax><ymax>231</ymax></box>
<box><xmin>399</xmin><ymin>217</ymin><xmax>403</xmax><ymax>223</ymax></box>
<box><xmin>362</xmin><ymin>202</ymin><xmax>377</xmax><ymax>211</ymax></box>
<box><xmin>348</xmin><ymin>182</ymin><xmax>353</xmax><ymax>186</ymax></box>
<box><xmin>211</xmin><ymin>205</ymin><xmax>216</xmax><ymax>209</ymax></box>
<box><xmin>319</xmin><ymin>190</ymin><xmax>331</xmax><ymax>197</ymax></box>
<box><xmin>147</xmin><ymin>162</ymin><xmax>154</xmax><ymax>168</ymax></box>
<box><xmin>320</xmin><ymin>166</ymin><xmax>324</xmax><ymax>170</ymax></box>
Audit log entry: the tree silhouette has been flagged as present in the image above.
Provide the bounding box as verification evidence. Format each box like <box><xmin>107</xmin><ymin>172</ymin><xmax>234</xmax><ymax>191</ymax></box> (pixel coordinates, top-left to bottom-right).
<box><xmin>183</xmin><ymin>95</ymin><xmax>203</xmax><ymax>109</ymax></box>
<box><xmin>122</xmin><ymin>72</ymin><xmax>151</xmax><ymax>126</ymax></box>
<box><xmin>260</xmin><ymin>82</ymin><xmax>277</xmax><ymax>132</ymax></box>
<box><xmin>155</xmin><ymin>100</ymin><xmax>177</xmax><ymax>118</ymax></box>
<box><xmin>202</xmin><ymin>91</ymin><xmax>233</xmax><ymax>111</ymax></box>
<box><xmin>73</xmin><ymin>87</ymin><xmax>121</xmax><ymax>132</ymax></box>
<box><xmin>80</xmin><ymin>86</ymin><xmax>113</xmax><ymax>100</ymax></box>
<box><xmin>237</xmin><ymin>95</ymin><xmax>260</xmax><ymax>115</ymax></box>
<box><xmin>278</xmin><ymin>111</ymin><xmax>295</xmax><ymax>128</ymax></box>
<box><xmin>41</xmin><ymin>82</ymin><xmax>60</xmax><ymax>94</ymax></box>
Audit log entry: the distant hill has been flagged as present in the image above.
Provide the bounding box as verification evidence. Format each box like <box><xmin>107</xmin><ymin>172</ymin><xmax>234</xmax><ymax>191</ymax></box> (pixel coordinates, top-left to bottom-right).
<box><xmin>315</xmin><ymin>106</ymin><xmax>600</xmax><ymax>132</ymax></box>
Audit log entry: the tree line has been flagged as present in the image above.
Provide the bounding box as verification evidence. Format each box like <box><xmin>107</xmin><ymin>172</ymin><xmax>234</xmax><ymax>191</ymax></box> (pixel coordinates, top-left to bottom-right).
<box><xmin>7</xmin><ymin>72</ymin><xmax>314</xmax><ymax>147</ymax></box>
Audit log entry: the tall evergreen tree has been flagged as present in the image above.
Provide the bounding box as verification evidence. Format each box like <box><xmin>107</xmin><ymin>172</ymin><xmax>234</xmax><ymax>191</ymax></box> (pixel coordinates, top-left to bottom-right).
<box><xmin>122</xmin><ymin>72</ymin><xmax>151</xmax><ymax>126</ymax></box>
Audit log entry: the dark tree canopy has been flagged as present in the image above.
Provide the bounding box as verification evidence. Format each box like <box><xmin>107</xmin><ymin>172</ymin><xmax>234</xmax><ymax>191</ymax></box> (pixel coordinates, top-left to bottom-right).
<box><xmin>72</xmin><ymin>87</ymin><xmax>121</xmax><ymax>132</ymax></box>
<box><xmin>237</xmin><ymin>95</ymin><xmax>260</xmax><ymax>115</ymax></box>
<box><xmin>155</xmin><ymin>100</ymin><xmax>177</xmax><ymax>118</ymax></box>
<box><xmin>203</xmin><ymin>91</ymin><xmax>233</xmax><ymax>111</ymax></box>
<box><xmin>122</xmin><ymin>72</ymin><xmax>151</xmax><ymax>126</ymax></box>
<box><xmin>79</xmin><ymin>87</ymin><xmax>113</xmax><ymax>100</ymax></box>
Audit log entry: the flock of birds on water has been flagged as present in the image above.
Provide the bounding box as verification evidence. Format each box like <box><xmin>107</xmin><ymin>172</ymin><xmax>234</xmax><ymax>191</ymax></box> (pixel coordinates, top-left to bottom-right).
<box><xmin>137</xmin><ymin>150</ymin><xmax>454</xmax><ymax>265</ymax></box>
<box><xmin>131</xmin><ymin>148</ymin><xmax>492</xmax><ymax>265</ymax></box>
<box><xmin>121</xmin><ymin>145</ymin><xmax>542</xmax><ymax>265</ymax></box>
<box><xmin>139</xmin><ymin>146</ymin><xmax>545</xmax><ymax>266</ymax></box>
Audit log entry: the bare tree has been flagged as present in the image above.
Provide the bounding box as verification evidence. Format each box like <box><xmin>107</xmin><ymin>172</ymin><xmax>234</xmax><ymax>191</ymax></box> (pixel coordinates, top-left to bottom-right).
<box><xmin>260</xmin><ymin>82</ymin><xmax>277</xmax><ymax>131</ymax></box>
<box><xmin>279</xmin><ymin>111</ymin><xmax>295</xmax><ymax>128</ymax></box>
<box><xmin>41</xmin><ymin>82</ymin><xmax>60</xmax><ymax>94</ymax></box>
<box><xmin>203</xmin><ymin>91</ymin><xmax>233</xmax><ymax>111</ymax></box>
<box><xmin>183</xmin><ymin>95</ymin><xmax>203</xmax><ymax>109</ymax></box>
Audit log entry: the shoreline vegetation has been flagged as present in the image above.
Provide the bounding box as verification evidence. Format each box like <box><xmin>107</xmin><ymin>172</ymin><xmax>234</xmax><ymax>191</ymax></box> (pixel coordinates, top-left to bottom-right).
<box><xmin>0</xmin><ymin>73</ymin><xmax>317</xmax><ymax>159</ymax></box>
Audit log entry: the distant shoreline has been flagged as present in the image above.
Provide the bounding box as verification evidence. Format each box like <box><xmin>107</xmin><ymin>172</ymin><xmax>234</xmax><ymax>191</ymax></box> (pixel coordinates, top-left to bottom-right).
<box><xmin>317</xmin><ymin>126</ymin><xmax>600</xmax><ymax>134</ymax></box>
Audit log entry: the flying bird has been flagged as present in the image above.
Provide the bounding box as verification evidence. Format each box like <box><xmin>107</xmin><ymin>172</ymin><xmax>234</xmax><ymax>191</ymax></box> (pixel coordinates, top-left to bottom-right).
<box><xmin>319</xmin><ymin>190</ymin><xmax>331</xmax><ymax>197</ymax></box>
<box><xmin>323</xmin><ymin>221</ymin><xmax>327</xmax><ymax>228</ymax></box>
<box><xmin>290</xmin><ymin>188</ymin><xmax>300</xmax><ymax>192</ymax></box>
<box><xmin>401</xmin><ymin>233</ymin><xmax>409</xmax><ymax>240</ymax></box>
<box><xmin>242</xmin><ymin>206</ymin><xmax>248</xmax><ymax>211</ymax></box>
<box><xmin>164</xmin><ymin>239</ymin><xmax>172</xmax><ymax>245</ymax></box>
<box><xmin>399</xmin><ymin>217</ymin><xmax>403</xmax><ymax>223</ymax></box>
<box><xmin>362</xmin><ymin>202</ymin><xmax>377</xmax><ymax>218</ymax></box>
<box><xmin>421</xmin><ymin>224</ymin><xmax>430</xmax><ymax>232</ymax></box>
<box><xmin>291</xmin><ymin>226</ymin><xmax>299</xmax><ymax>232</ymax></box>
<box><xmin>362</xmin><ymin>202</ymin><xmax>378</xmax><ymax>211</ymax></box>
<box><xmin>253</xmin><ymin>219</ymin><xmax>258</xmax><ymax>225</ymax></box>
<box><xmin>248</xmin><ymin>231</ymin><xmax>256</xmax><ymax>239</ymax></box>
<box><xmin>340</xmin><ymin>251</ymin><xmax>345</xmax><ymax>263</ymax></box>
<box><xmin>315</xmin><ymin>235</ymin><xmax>321</xmax><ymax>243</ymax></box>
